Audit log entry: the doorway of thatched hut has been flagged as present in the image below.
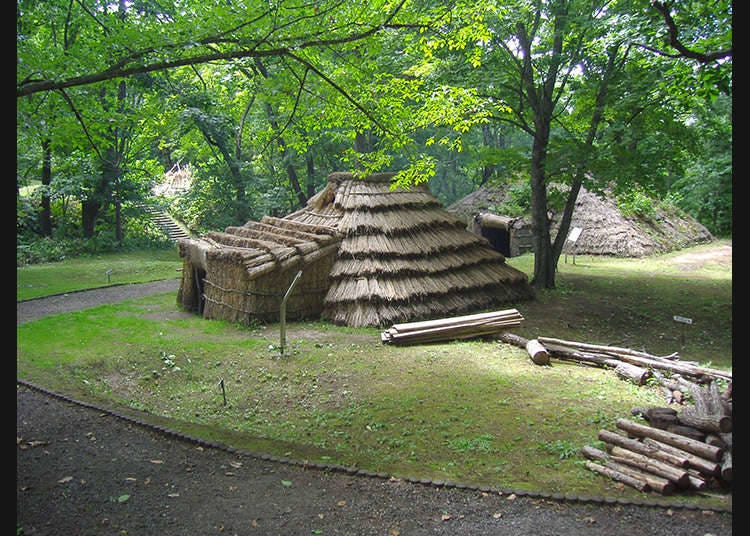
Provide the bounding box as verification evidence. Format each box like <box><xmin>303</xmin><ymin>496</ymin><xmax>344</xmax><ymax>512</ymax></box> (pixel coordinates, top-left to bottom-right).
<box><xmin>472</xmin><ymin>213</ymin><xmax>512</xmax><ymax>257</ymax></box>
<box><xmin>190</xmin><ymin>266</ymin><xmax>206</xmax><ymax>315</ymax></box>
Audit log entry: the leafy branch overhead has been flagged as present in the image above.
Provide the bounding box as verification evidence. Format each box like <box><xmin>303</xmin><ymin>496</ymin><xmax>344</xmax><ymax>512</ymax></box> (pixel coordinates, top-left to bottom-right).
<box><xmin>17</xmin><ymin>0</ymin><xmax>412</xmax><ymax>98</ymax></box>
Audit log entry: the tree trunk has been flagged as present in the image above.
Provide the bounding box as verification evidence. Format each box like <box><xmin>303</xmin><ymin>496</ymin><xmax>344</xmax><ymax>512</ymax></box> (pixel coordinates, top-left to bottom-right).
<box><xmin>40</xmin><ymin>138</ymin><xmax>52</xmax><ymax>236</ymax></box>
<box><xmin>81</xmin><ymin>199</ymin><xmax>100</xmax><ymax>238</ymax></box>
<box><xmin>306</xmin><ymin>152</ymin><xmax>316</xmax><ymax>199</ymax></box>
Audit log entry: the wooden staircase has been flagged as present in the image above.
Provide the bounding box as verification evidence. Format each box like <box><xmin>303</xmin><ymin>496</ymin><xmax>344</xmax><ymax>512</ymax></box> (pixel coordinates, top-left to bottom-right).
<box><xmin>142</xmin><ymin>205</ymin><xmax>192</xmax><ymax>242</ymax></box>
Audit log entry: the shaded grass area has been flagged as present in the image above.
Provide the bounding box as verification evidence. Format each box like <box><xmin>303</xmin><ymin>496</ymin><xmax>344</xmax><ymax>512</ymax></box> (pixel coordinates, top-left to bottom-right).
<box><xmin>16</xmin><ymin>241</ymin><xmax>732</xmax><ymax>509</ymax></box>
<box><xmin>16</xmin><ymin>247</ymin><xmax>182</xmax><ymax>301</ymax></box>
<box><xmin>507</xmin><ymin>241</ymin><xmax>732</xmax><ymax>369</ymax></box>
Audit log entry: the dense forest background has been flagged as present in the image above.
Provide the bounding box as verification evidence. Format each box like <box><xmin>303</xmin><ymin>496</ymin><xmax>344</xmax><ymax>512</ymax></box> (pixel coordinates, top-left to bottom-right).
<box><xmin>17</xmin><ymin>0</ymin><xmax>731</xmax><ymax>287</ymax></box>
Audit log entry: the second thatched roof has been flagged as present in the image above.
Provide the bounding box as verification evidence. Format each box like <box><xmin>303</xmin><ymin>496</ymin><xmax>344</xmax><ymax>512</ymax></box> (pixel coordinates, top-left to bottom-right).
<box><xmin>448</xmin><ymin>184</ymin><xmax>713</xmax><ymax>257</ymax></box>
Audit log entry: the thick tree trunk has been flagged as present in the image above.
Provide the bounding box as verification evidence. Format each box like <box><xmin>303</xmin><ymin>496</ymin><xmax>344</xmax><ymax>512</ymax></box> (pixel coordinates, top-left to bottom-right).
<box><xmin>529</xmin><ymin>149</ymin><xmax>555</xmax><ymax>289</ymax></box>
<box><xmin>40</xmin><ymin>138</ymin><xmax>52</xmax><ymax>236</ymax></box>
<box><xmin>81</xmin><ymin>199</ymin><xmax>100</xmax><ymax>238</ymax></box>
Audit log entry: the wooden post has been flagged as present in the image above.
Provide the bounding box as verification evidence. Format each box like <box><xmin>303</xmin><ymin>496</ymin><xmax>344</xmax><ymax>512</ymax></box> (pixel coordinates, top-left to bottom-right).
<box><xmin>279</xmin><ymin>270</ymin><xmax>303</xmax><ymax>356</ymax></box>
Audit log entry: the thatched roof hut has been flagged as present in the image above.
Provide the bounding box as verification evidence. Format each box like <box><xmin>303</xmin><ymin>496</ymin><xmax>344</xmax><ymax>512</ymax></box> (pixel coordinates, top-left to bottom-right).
<box><xmin>448</xmin><ymin>184</ymin><xmax>713</xmax><ymax>258</ymax></box>
<box><xmin>177</xmin><ymin>172</ymin><xmax>534</xmax><ymax>328</ymax></box>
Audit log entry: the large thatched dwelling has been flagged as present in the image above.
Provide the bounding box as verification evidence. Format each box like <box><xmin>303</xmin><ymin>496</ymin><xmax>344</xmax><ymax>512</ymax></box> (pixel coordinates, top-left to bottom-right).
<box><xmin>177</xmin><ymin>172</ymin><xmax>534</xmax><ymax>328</ymax></box>
<box><xmin>448</xmin><ymin>185</ymin><xmax>713</xmax><ymax>258</ymax></box>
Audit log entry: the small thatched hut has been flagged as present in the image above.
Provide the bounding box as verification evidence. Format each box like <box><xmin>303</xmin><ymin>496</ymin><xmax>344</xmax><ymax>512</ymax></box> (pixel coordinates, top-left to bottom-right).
<box><xmin>448</xmin><ymin>184</ymin><xmax>713</xmax><ymax>258</ymax></box>
<box><xmin>177</xmin><ymin>172</ymin><xmax>534</xmax><ymax>327</ymax></box>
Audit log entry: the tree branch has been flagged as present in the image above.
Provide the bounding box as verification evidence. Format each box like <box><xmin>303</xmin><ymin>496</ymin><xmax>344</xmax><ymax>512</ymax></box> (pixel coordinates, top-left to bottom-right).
<box><xmin>285</xmin><ymin>51</ymin><xmax>392</xmax><ymax>136</ymax></box>
<box><xmin>649</xmin><ymin>1</ymin><xmax>732</xmax><ymax>64</ymax></box>
<box><xmin>17</xmin><ymin>0</ymin><xmax>410</xmax><ymax>98</ymax></box>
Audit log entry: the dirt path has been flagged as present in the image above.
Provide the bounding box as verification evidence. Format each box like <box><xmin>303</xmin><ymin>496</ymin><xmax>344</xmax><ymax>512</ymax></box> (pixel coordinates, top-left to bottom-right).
<box><xmin>17</xmin><ymin>279</ymin><xmax>181</xmax><ymax>325</ymax></box>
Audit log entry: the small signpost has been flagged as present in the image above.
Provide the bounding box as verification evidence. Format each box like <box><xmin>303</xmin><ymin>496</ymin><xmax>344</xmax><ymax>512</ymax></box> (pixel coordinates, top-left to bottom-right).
<box><xmin>673</xmin><ymin>315</ymin><xmax>693</xmax><ymax>349</ymax></box>
<box><xmin>564</xmin><ymin>227</ymin><xmax>583</xmax><ymax>265</ymax></box>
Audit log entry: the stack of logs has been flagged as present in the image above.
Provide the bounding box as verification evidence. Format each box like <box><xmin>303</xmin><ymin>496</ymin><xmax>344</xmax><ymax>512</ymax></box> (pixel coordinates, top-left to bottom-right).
<box><xmin>381</xmin><ymin>309</ymin><xmax>524</xmax><ymax>346</ymax></box>
<box><xmin>582</xmin><ymin>380</ymin><xmax>732</xmax><ymax>495</ymax></box>
<box><xmin>496</xmin><ymin>333</ymin><xmax>732</xmax><ymax>495</ymax></box>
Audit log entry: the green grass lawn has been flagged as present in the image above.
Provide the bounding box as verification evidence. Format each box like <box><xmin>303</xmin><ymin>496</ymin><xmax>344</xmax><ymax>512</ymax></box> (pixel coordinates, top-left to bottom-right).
<box><xmin>17</xmin><ymin>247</ymin><xmax>182</xmax><ymax>300</ymax></box>
<box><xmin>16</xmin><ymin>241</ymin><xmax>732</xmax><ymax>510</ymax></box>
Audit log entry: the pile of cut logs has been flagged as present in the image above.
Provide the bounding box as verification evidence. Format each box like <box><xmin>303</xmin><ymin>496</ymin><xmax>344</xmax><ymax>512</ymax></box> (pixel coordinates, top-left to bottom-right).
<box><xmin>381</xmin><ymin>309</ymin><xmax>524</xmax><ymax>346</ymax></box>
<box><xmin>581</xmin><ymin>380</ymin><xmax>732</xmax><ymax>495</ymax></box>
<box><xmin>495</xmin><ymin>333</ymin><xmax>732</xmax><ymax>495</ymax></box>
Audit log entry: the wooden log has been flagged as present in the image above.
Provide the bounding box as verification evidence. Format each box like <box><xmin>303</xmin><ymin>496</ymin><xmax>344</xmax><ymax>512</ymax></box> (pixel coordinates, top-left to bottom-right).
<box><xmin>704</xmin><ymin>434</ymin><xmax>727</xmax><ymax>449</ymax></box>
<box><xmin>720</xmin><ymin>450</ymin><xmax>732</xmax><ymax>482</ymax></box>
<box><xmin>545</xmin><ymin>347</ymin><xmax>619</xmax><ymax>368</ymax></box>
<box><xmin>615</xmin><ymin>418</ymin><xmax>723</xmax><ymax>462</ymax></box>
<box><xmin>608</xmin><ymin>446</ymin><xmax>690</xmax><ymax>488</ymax></box>
<box><xmin>678</xmin><ymin>409</ymin><xmax>732</xmax><ymax>434</ymax></box>
<box><xmin>647</xmin><ymin>413</ymin><xmax>680</xmax><ymax>430</ymax></box>
<box><xmin>584</xmin><ymin>461</ymin><xmax>649</xmax><ymax>492</ymax></box>
<box><xmin>581</xmin><ymin>445</ymin><xmax>674</xmax><ymax>494</ymax></box>
<box><xmin>537</xmin><ymin>337</ymin><xmax>732</xmax><ymax>382</ymax></box>
<box><xmin>614</xmin><ymin>362</ymin><xmax>651</xmax><ymax>385</ymax></box>
<box><xmin>608</xmin><ymin>462</ymin><xmax>675</xmax><ymax>495</ymax></box>
<box><xmin>581</xmin><ymin>445</ymin><xmax>610</xmax><ymax>462</ymax></box>
<box><xmin>687</xmin><ymin>380</ymin><xmax>724</xmax><ymax>415</ymax></box>
<box><xmin>631</xmin><ymin>407</ymin><xmax>678</xmax><ymax>419</ymax></box>
<box><xmin>496</xmin><ymin>332</ymin><xmax>528</xmax><ymax>348</ymax></box>
<box><xmin>598</xmin><ymin>429</ymin><xmax>689</xmax><ymax>468</ymax></box>
<box><xmin>685</xmin><ymin>470</ymin><xmax>708</xmax><ymax>490</ymax></box>
<box><xmin>719</xmin><ymin>433</ymin><xmax>732</xmax><ymax>449</ymax></box>
<box><xmin>537</xmin><ymin>337</ymin><xmax>679</xmax><ymax>362</ymax></box>
<box><xmin>665</xmin><ymin>423</ymin><xmax>706</xmax><ymax>442</ymax></box>
<box><xmin>631</xmin><ymin>407</ymin><xmax>679</xmax><ymax>430</ymax></box>
<box><xmin>525</xmin><ymin>339</ymin><xmax>550</xmax><ymax>365</ymax></box>
<box><xmin>641</xmin><ymin>438</ymin><xmax>720</xmax><ymax>477</ymax></box>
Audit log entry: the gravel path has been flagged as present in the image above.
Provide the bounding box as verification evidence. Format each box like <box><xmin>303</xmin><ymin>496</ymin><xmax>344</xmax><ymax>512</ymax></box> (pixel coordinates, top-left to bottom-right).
<box><xmin>17</xmin><ymin>279</ymin><xmax>181</xmax><ymax>325</ymax></box>
<box><xmin>17</xmin><ymin>279</ymin><xmax>734</xmax><ymax>535</ymax></box>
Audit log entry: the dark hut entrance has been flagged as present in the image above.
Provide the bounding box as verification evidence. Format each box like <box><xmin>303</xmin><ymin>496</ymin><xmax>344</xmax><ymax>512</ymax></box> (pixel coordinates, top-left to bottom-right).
<box><xmin>175</xmin><ymin>263</ymin><xmax>206</xmax><ymax>315</ymax></box>
<box><xmin>472</xmin><ymin>213</ymin><xmax>513</xmax><ymax>257</ymax></box>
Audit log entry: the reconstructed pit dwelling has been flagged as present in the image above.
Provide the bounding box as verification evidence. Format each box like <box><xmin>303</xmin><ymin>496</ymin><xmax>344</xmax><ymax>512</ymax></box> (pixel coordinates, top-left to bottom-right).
<box><xmin>177</xmin><ymin>172</ymin><xmax>535</xmax><ymax>328</ymax></box>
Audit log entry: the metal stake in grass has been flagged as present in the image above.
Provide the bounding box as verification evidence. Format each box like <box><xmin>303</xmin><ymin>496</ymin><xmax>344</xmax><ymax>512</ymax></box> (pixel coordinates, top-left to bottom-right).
<box><xmin>219</xmin><ymin>378</ymin><xmax>227</xmax><ymax>406</ymax></box>
<box><xmin>279</xmin><ymin>270</ymin><xmax>303</xmax><ymax>357</ymax></box>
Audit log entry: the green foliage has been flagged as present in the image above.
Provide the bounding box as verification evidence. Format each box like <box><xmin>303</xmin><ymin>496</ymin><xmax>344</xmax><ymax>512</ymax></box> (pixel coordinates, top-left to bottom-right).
<box><xmin>538</xmin><ymin>439</ymin><xmax>579</xmax><ymax>460</ymax></box>
<box><xmin>16</xmin><ymin>0</ymin><xmax>732</xmax><ymax>253</ymax></box>
<box><xmin>616</xmin><ymin>186</ymin><xmax>657</xmax><ymax>219</ymax></box>
<box><xmin>490</xmin><ymin>180</ymin><xmax>531</xmax><ymax>218</ymax></box>
<box><xmin>445</xmin><ymin>434</ymin><xmax>498</xmax><ymax>454</ymax></box>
